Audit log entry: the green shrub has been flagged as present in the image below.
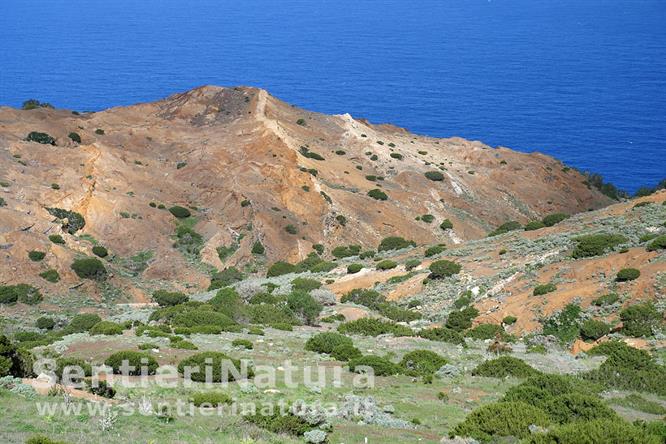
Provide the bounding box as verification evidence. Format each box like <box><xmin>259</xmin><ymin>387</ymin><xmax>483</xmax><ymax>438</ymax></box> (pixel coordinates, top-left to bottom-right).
<box><xmin>488</xmin><ymin>221</ymin><xmax>522</xmax><ymax>237</ymax></box>
<box><xmin>68</xmin><ymin>132</ymin><xmax>81</xmax><ymax>143</ymax></box>
<box><xmin>95</xmin><ymin>128</ymin><xmax>104</xmax><ymax>135</ymax></box>
<box><xmin>439</xmin><ymin>219</ymin><xmax>453</xmax><ymax>230</ymax></box>
<box><xmin>541</xmin><ymin>304</ymin><xmax>581</xmax><ymax>343</ymax></box>
<box><xmin>89</xmin><ymin>321</ymin><xmax>123</xmax><ymax>335</ymax></box>
<box><xmin>425</xmin><ymin>171</ymin><xmax>444</xmax><ymax>181</ymax></box>
<box><xmin>56</xmin><ymin>357</ymin><xmax>92</xmax><ymax>382</ymax></box>
<box><xmin>0</xmin><ymin>197</ymin><xmax>5</xmax><ymax>207</ymax></box>
<box><xmin>0</xmin><ymin>284</ymin><xmax>42</xmax><ymax>305</ymax></box>
<box><xmin>91</xmin><ymin>245</ymin><xmax>108</xmax><ymax>258</ymax></box>
<box><xmin>25</xmin><ymin>436</ymin><xmax>70</xmax><ymax>444</ymax></box>
<box><xmin>172</xmin><ymin>309</ymin><xmax>236</xmax><ymax>329</ymax></box>
<box><xmin>28</xmin><ymin>250</ymin><xmax>46</xmax><ymax>261</ymax></box>
<box><xmin>616</xmin><ymin>268</ymin><xmax>640</xmax><ymax>282</ymax></box>
<box><xmin>287</xmin><ymin>291</ymin><xmax>322</xmax><ymax>325</ymax></box>
<box><xmin>66</xmin><ymin>313</ymin><xmax>102</xmax><ymax>333</ymax></box>
<box><xmin>0</xmin><ymin>335</ymin><xmax>34</xmax><ymax>377</ymax></box>
<box><xmin>542</xmin><ymin>213</ymin><xmax>569</xmax><ymax>227</ymax></box>
<box><xmin>341</xmin><ymin>288</ymin><xmax>385</xmax><ymax>306</ymax></box>
<box><xmin>429</xmin><ymin>260</ymin><xmax>461</xmax><ymax>278</ymax></box>
<box><xmin>473</xmin><ymin>356</ymin><xmax>540</xmax><ymax>378</ymax></box>
<box><xmin>251</xmin><ymin>240</ymin><xmax>265</xmax><ymax>254</ymax></box>
<box><xmin>270</xmin><ymin>322</ymin><xmax>294</xmax><ymax>331</ymax></box>
<box><xmin>105</xmin><ymin>351</ymin><xmax>158</xmax><ymax>375</ymax></box>
<box><xmin>332</xmin><ymin>244</ymin><xmax>361</xmax><ymax>258</ymax></box>
<box><xmin>646</xmin><ymin>234</ymin><xmax>666</xmax><ymax>251</ymax></box>
<box><xmin>177</xmin><ymin>352</ymin><xmax>251</xmax><ymax>382</ymax></box>
<box><xmin>347</xmin><ymin>263</ymin><xmax>363</xmax><ymax>274</ymax></box>
<box><xmin>418</xmin><ymin>327</ymin><xmax>465</xmax><ymax>344</ymax></box>
<box><xmin>208</xmin><ymin>267</ymin><xmax>244</xmax><ymax>290</ymax></box>
<box><xmin>420</xmin><ymin>214</ymin><xmax>434</xmax><ymax>223</ymax></box>
<box><xmin>525</xmin><ymin>220</ymin><xmax>546</xmax><ymax>231</ymax></box>
<box><xmin>298</xmin><ymin>146</ymin><xmax>324</xmax><ymax>160</ymax></box>
<box><xmin>266</xmin><ymin>261</ymin><xmax>296</xmax><ymax>277</ymax></box>
<box><xmin>312</xmin><ymin>244</ymin><xmax>324</xmax><ymax>255</ymax></box>
<box><xmin>305</xmin><ymin>332</ymin><xmax>353</xmax><ymax>354</ymax></box>
<box><xmin>248</xmin><ymin>326</ymin><xmax>265</xmax><ymax>335</ymax></box>
<box><xmin>36</xmin><ymin>317</ymin><xmax>56</xmax><ymax>330</ymax></box>
<box><xmin>376</xmin><ymin>259</ymin><xmax>397</xmax><ymax>270</ymax></box>
<box><xmin>425</xmin><ymin>245</ymin><xmax>445</xmax><ymax>257</ymax></box>
<box><xmin>571</xmin><ymin>233</ymin><xmax>627</xmax><ymax>258</ymax></box>
<box><xmin>348</xmin><ymin>355</ymin><xmax>401</xmax><ymax>376</ymax></box>
<box><xmin>244</xmin><ymin>411</ymin><xmax>313</xmax><ymax>436</ymax></box>
<box><xmin>451</xmin><ymin>401</ymin><xmax>550</xmax><ymax>441</ymax></box>
<box><xmin>611</xmin><ymin>394</ymin><xmax>666</xmax><ymax>415</ymax></box>
<box><xmin>376</xmin><ymin>303</ymin><xmax>421</xmax><ymax>322</ymax></box>
<box><xmin>284</xmin><ymin>224</ymin><xmax>298</xmax><ymax>234</ymax></box>
<box><xmin>378</xmin><ymin>236</ymin><xmax>415</xmax><ymax>251</ymax></box>
<box><xmin>26</xmin><ymin>131</ymin><xmax>56</xmax><ymax>145</ymax></box>
<box><xmin>620</xmin><ymin>302</ymin><xmax>661</xmax><ymax>337</ymax></box>
<box><xmin>291</xmin><ymin>277</ymin><xmax>321</xmax><ymax>292</ymax></box>
<box><xmin>247</xmin><ymin>304</ymin><xmax>298</xmax><ymax>326</ymax></box>
<box><xmin>533</xmin><ymin>283</ymin><xmax>557</xmax><ymax>296</ymax></box>
<box><xmin>152</xmin><ymin>290</ymin><xmax>188</xmax><ymax>307</ymax></box>
<box><xmin>445</xmin><ymin>306</ymin><xmax>479</xmax><ymax>331</ymax></box>
<box><xmin>46</xmin><ymin>208</ymin><xmax>85</xmax><ymax>234</ymax></box>
<box><xmin>579</xmin><ymin>319</ymin><xmax>611</xmax><ymax>340</ymax></box>
<box><xmin>232</xmin><ymin>339</ymin><xmax>253</xmax><ymax>349</ymax></box>
<box><xmin>190</xmin><ymin>391</ymin><xmax>232</xmax><ymax>407</ymax></box>
<box><xmin>338</xmin><ymin>318</ymin><xmax>412</xmax><ymax>337</ymax></box>
<box><xmin>405</xmin><ymin>258</ymin><xmax>421</xmax><ymax>270</ymax></box>
<box><xmin>359</xmin><ymin>250</ymin><xmax>375</xmax><ymax>259</ymax></box>
<box><xmin>524</xmin><ymin>418</ymin><xmax>661</xmax><ymax>444</ymax></box>
<box><xmin>466</xmin><ymin>323</ymin><xmax>505</xmax><ymax>340</ymax></box>
<box><xmin>49</xmin><ymin>234</ymin><xmax>65</xmax><ymax>244</ymax></box>
<box><xmin>71</xmin><ymin>257</ymin><xmax>106</xmax><ymax>280</ymax></box>
<box><xmin>331</xmin><ymin>344</ymin><xmax>362</xmax><ymax>361</ymax></box>
<box><xmin>399</xmin><ymin>350</ymin><xmax>447</xmax><ymax>376</ymax></box>
<box><xmin>168</xmin><ymin>205</ymin><xmax>191</xmax><ymax>218</ymax></box>
<box><xmin>592</xmin><ymin>293</ymin><xmax>619</xmax><ymax>306</ymax></box>
<box><xmin>453</xmin><ymin>291</ymin><xmax>473</xmax><ymax>308</ymax></box>
<box><xmin>367</xmin><ymin>189</ymin><xmax>388</xmax><ymax>200</ymax></box>
<box><xmin>503</xmin><ymin>315</ymin><xmax>517</xmax><ymax>325</ymax></box>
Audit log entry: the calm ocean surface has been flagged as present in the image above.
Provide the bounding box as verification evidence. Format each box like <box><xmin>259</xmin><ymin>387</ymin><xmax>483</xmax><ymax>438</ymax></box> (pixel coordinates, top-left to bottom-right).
<box><xmin>1</xmin><ymin>0</ymin><xmax>664</xmax><ymax>193</ymax></box>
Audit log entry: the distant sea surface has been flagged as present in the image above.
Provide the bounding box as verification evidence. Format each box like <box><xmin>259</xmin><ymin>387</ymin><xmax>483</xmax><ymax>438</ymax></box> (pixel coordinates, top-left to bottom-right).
<box><xmin>1</xmin><ymin>0</ymin><xmax>665</xmax><ymax>193</ymax></box>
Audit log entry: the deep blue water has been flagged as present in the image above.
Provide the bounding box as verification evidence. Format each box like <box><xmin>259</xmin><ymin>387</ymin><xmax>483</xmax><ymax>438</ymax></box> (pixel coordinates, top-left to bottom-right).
<box><xmin>1</xmin><ymin>0</ymin><xmax>665</xmax><ymax>194</ymax></box>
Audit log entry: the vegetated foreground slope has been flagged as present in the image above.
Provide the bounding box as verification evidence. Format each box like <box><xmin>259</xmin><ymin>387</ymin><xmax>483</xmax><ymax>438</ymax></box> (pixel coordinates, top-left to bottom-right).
<box><xmin>0</xmin><ymin>86</ymin><xmax>611</xmax><ymax>302</ymax></box>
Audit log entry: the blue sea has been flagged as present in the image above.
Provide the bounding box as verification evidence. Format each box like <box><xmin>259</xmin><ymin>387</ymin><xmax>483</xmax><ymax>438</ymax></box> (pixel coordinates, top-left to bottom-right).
<box><xmin>1</xmin><ymin>0</ymin><xmax>665</xmax><ymax>194</ymax></box>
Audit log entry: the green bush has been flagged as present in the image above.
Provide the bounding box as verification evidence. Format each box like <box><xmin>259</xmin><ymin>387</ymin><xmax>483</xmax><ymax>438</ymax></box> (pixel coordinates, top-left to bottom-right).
<box><xmin>25</xmin><ymin>436</ymin><xmax>70</xmax><ymax>444</ymax></box>
<box><xmin>28</xmin><ymin>250</ymin><xmax>46</xmax><ymax>261</ymax></box>
<box><xmin>105</xmin><ymin>351</ymin><xmax>158</xmax><ymax>375</ymax></box>
<box><xmin>341</xmin><ymin>288</ymin><xmax>385</xmax><ymax>307</ymax></box>
<box><xmin>524</xmin><ymin>418</ymin><xmax>661</xmax><ymax>444</ymax></box>
<box><xmin>620</xmin><ymin>302</ymin><xmax>661</xmax><ymax>337</ymax></box>
<box><xmin>298</xmin><ymin>146</ymin><xmax>324</xmax><ymax>160</ymax></box>
<box><xmin>331</xmin><ymin>344</ymin><xmax>362</xmax><ymax>361</ymax></box>
<box><xmin>439</xmin><ymin>219</ymin><xmax>453</xmax><ymax>230</ymax></box>
<box><xmin>71</xmin><ymin>257</ymin><xmax>106</xmax><ymax>280</ymax></box>
<box><xmin>177</xmin><ymin>352</ymin><xmax>251</xmax><ymax>382</ymax></box>
<box><xmin>332</xmin><ymin>244</ymin><xmax>361</xmax><ymax>258</ymax></box>
<box><xmin>348</xmin><ymin>355</ymin><xmax>401</xmax><ymax>376</ymax></box>
<box><xmin>338</xmin><ymin>318</ymin><xmax>412</xmax><ymax>337</ymax></box>
<box><xmin>472</xmin><ymin>356</ymin><xmax>540</xmax><ymax>378</ymax></box>
<box><xmin>0</xmin><ymin>284</ymin><xmax>42</xmax><ymax>305</ymax></box>
<box><xmin>26</xmin><ymin>131</ymin><xmax>56</xmax><ymax>145</ymax></box>
<box><xmin>405</xmin><ymin>258</ymin><xmax>421</xmax><ymax>270</ymax></box>
<box><xmin>208</xmin><ymin>267</ymin><xmax>244</xmax><ymax>290</ymax></box>
<box><xmin>466</xmin><ymin>323</ymin><xmax>505</xmax><ymax>340</ymax></box>
<box><xmin>425</xmin><ymin>245</ymin><xmax>445</xmax><ymax>257</ymax></box>
<box><xmin>378</xmin><ymin>236</ymin><xmax>415</xmax><ymax>251</ymax></box>
<box><xmin>46</xmin><ymin>208</ymin><xmax>85</xmax><ymax>234</ymax></box>
<box><xmin>68</xmin><ymin>132</ymin><xmax>81</xmax><ymax>143</ymax></box>
<box><xmin>152</xmin><ymin>290</ymin><xmax>189</xmax><ymax>307</ymax></box>
<box><xmin>429</xmin><ymin>260</ymin><xmax>461</xmax><ymax>278</ymax></box>
<box><xmin>542</xmin><ymin>213</ymin><xmax>569</xmax><ymax>227</ymax></box>
<box><xmin>571</xmin><ymin>233</ymin><xmax>627</xmax><ymax>258</ymax></box>
<box><xmin>376</xmin><ymin>259</ymin><xmax>397</xmax><ymax>270</ymax></box>
<box><xmin>172</xmin><ymin>309</ymin><xmax>236</xmax><ymax>329</ymax></box>
<box><xmin>488</xmin><ymin>221</ymin><xmax>522</xmax><ymax>237</ymax></box>
<box><xmin>91</xmin><ymin>245</ymin><xmax>108</xmax><ymax>258</ymax></box>
<box><xmin>247</xmin><ymin>304</ymin><xmax>298</xmax><ymax>326</ymax></box>
<box><xmin>39</xmin><ymin>269</ymin><xmax>60</xmax><ymax>283</ymax></box>
<box><xmin>266</xmin><ymin>261</ymin><xmax>296</xmax><ymax>277</ymax></box>
<box><xmin>579</xmin><ymin>319</ymin><xmax>611</xmax><ymax>340</ymax></box>
<box><xmin>545</xmin><ymin>392</ymin><xmax>619</xmax><ymax>425</ymax></box>
<box><xmin>503</xmin><ymin>315</ymin><xmax>517</xmax><ymax>325</ymax></box>
<box><xmin>616</xmin><ymin>268</ymin><xmax>640</xmax><ymax>282</ymax></box>
<box><xmin>533</xmin><ymin>283</ymin><xmax>557</xmax><ymax>296</ymax></box>
<box><xmin>451</xmin><ymin>401</ymin><xmax>550</xmax><ymax>441</ymax></box>
<box><xmin>232</xmin><ymin>339</ymin><xmax>253</xmax><ymax>349</ymax></box>
<box><xmin>66</xmin><ymin>313</ymin><xmax>102</xmax><ymax>333</ymax></box>
<box><xmin>287</xmin><ymin>291</ymin><xmax>322</xmax><ymax>325</ymax></box>
<box><xmin>420</xmin><ymin>214</ymin><xmax>434</xmax><ymax>223</ymax></box>
<box><xmin>291</xmin><ymin>277</ymin><xmax>321</xmax><ymax>292</ymax></box>
<box><xmin>541</xmin><ymin>304</ymin><xmax>581</xmax><ymax>343</ymax></box>
<box><xmin>244</xmin><ymin>411</ymin><xmax>313</xmax><ymax>436</ymax></box>
<box><xmin>367</xmin><ymin>189</ymin><xmax>388</xmax><ymax>200</ymax></box>
<box><xmin>36</xmin><ymin>317</ymin><xmax>56</xmax><ymax>330</ymax></box>
<box><xmin>49</xmin><ymin>234</ymin><xmax>65</xmax><ymax>244</ymax></box>
<box><xmin>56</xmin><ymin>357</ymin><xmax>92</xmax><ymax>382</ymax></box>
<box><xmin>453</xmin><ymin>291</ymin><xmax>473</xmax><ymax>308</ymax></box>
<box><xmin>425</xmin><ymin>171</ymin><xmax>444</xmax><ymax>181</ymax></box>
<box><xmin>168</xmin><ymin>205</ymin><xmax>191</xmax><ymax>218</ymax></box>
<box><xmin>445</xmin><ymin>306</ymin><xmax>479</xmax><ymax>331</ymax></box>
<box><xmin>172</xmin><ymin>339</ymin><xmax>198</xmax><ymax>350</ymax></box>
<box><xmin>399</xmin><ymin>350</ymin><xmax>447</xmax><ymax>376</ymax></box>
<box><xmin>646</xmin><ymin>234</ymin><xmax>666</xmax><ymax>251</ymax></box>
<box><xmin>347</xmin><ymin>263</ymin><xmax>363</xmax><ymax>274</ymax></box>
<box><xmin>418</xmin><ymin>327</ymin><xmax>465</xmax><ymax>344</ymax></box>
<box><xmin>0</xmin><ymin>197</ymin><xmax>5</xmax><ymax>207</ymax></box>
<box><xmin>89</xmin><ymin>321</ymin><xmax>123</xmax><ymax>335</ymax></box>
<box><xmin>190</xmin><ymin>391</ymin><xmax>232</xmax><ymax>407</ymax></box>
<box><xmin>612</xmin><ymin>394</ymin><xmax>666</xmax><ymax>415</ymax></box>
<box><xmin>305</xmin><ymin>332</ymin><xmax>353</xmax><ymax>354</ymax></box>
<box><xmin>524</xmin><ymin>220</ymin><xmax>546</xmax><ymax>231</ymax></box>
<box><xmin>284</xmin><ymin>224</ymin><xmax>298</xmax><ymax>234</ymax></box>
<box><xmin>251</xmin><ymin>240</ymin><xmax>265</xmax><ymax>254</ymax></box>
<box><xmin>0</xmin><ymin>335</ymin><xmax>34</xmax><ymax>377</ymax></box>
<box><xmin>592</xmin><ymin>293</ymin><xmax>619</xmax><ymax>306</ymax></box>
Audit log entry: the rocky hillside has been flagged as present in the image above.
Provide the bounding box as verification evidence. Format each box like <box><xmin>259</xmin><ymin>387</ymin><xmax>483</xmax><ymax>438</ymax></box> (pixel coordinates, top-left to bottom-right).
<box><xmin>0</xmin><ymin>86</ymin><xmax>613</xmax><ymax>302</ymax></box>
